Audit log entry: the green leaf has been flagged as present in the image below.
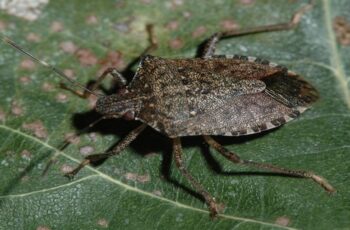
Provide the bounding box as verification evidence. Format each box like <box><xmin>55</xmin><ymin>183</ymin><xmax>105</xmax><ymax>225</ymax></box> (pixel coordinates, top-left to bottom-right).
<box><xmin>0</xmin><ymin>0</ymin><xmax>349</xmax><ymax>229</ymax></box>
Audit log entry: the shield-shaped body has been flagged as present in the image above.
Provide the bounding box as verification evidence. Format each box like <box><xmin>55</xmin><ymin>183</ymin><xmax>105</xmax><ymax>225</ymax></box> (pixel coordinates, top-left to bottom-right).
<box><xmin>127</xmin><ymin>55</ymin><xmax>318</xmax><ymax>137</ymax></box>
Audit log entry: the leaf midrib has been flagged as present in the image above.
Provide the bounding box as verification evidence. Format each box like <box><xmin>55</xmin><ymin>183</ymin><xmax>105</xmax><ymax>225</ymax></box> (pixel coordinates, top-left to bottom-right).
<box><xmin>322</xmin><ymin>0</ymin><xmax>350</xmax><ymax>108</ymax></box>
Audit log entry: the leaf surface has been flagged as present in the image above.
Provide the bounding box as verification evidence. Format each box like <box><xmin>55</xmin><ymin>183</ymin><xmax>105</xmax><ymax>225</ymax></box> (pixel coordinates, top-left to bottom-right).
<box><xmin>0</xmin><ymin>0</ymin><xmax>349</xmax><ymax>229</ymax></box>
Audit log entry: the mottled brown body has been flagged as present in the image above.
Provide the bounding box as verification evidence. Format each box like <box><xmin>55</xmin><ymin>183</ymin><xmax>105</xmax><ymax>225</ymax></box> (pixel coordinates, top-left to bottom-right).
<box><xmin>97</xmin><ymin>55</ymin><xmax>318</xmax><ymax>137</ymax></box>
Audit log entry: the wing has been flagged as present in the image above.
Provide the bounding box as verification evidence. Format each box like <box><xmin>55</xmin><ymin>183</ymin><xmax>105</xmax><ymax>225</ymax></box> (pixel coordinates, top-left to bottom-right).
<box><xmin>167</xmin><ymin>71</ymin><xmax>318</xmax><ymax>137</ymax></box>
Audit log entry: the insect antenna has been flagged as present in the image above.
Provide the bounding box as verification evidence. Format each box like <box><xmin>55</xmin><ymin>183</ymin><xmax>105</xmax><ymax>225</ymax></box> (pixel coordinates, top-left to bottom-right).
<box><xmin>2</xmin><ymin>36</ymin><xmax>101</xmax><ymax>97</ymax></box>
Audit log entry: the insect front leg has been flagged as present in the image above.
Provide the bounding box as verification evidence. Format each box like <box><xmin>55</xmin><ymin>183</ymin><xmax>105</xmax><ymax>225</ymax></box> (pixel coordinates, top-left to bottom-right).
<box><xmin>200</xmin><ymin>0</ymin><xmax>315</xmax><ymax>58</ymax></box>
<box><xmin>65</xmin><ymin>123</ymin><xmax>147</xmax><ymax>178</ymax></box>
<box><xmin>60</xmin><ymin>67</ymin><xmax>127</xmax><ymax>98</ymax></box>
<box><xmin>203</xmin><ymin>135</ymin><xmax>335</xmax><ymax>193</ymax></box>
<box><xmin>172</xmin><ymin>137</ymin><xmax>221</xmax><ymax>218</ymax></box>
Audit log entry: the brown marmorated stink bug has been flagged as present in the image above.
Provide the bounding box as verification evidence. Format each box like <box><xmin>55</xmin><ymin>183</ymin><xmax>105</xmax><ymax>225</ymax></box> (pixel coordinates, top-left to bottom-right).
<box><xmin>2</xmin><ymin>0</ymin><xmax>335</xmax><ymax>218</ymax></box>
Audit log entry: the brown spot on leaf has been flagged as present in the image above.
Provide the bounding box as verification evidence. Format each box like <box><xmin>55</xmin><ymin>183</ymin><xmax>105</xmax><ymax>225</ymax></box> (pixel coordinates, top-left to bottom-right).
<box><xmin>275</xmin><ymin>216</ymin><xmax>291</xmax><ymax>227</ymax></box>
<box><xmin>165</xmin><ymin>20</ymin><xmax>179</xmax><ymax>31</ymax></box>
<box><xmin>166</xmin><ymin>0</ymin><xmax>184</xmax><ymax>10</ymax></box>
<box><xmin>0</xmin><ymin>107</ymin><xmax>5</xmax><ymax>122</ymax></box>
<box><xmin>0</xmin><ymin>20</ymin><xmax>7</xmax><ymax>31</ymax></box>
<box><xmin>152</xmin><ymin>190</ymin><xmax>162</xmax><ymax>196</ymax></box>
<box><xmin>42</xmin><ymin>82</ymin><xmax>54</xmax><ymax>92</ymax></box>
<box><xmin>26</xmin><ymin>33</ymin><xmax>41</xmax><ymax>42</ymax></box>
<box><xmin>60</xmin><ymin>164</ymin><xmax>74</xmax><ymax>174</ymax></box>
<box><xmin>64</xmin><ymin>132</ymin><xmax>80</xmax><ymax>145</ymax></box>
<box><xmin>19</xmin><ymin>76</ymin><xmax>31</xmax><ymax>85</ymax></box>
<box><xmin>11</xmin><ymin>100</ymin><xmax>24</xmax><ymax>116</ymax></box>
<box><xmin>50</xmin><ymin>21</ymin><xmax>64</xmax><ymax>32</ymax></box>
<box><xmin>114</xmin><ymin>17</ymin><xmax>134</xmax><ymax>33</ymax></box>
<box><xmin>97</xmin><ymin>218</ymin><xmax>109</xmax><ymax>228</ymax></box>
<box><xmin>76</xmin><ymin>49</ymin><xmax>98</xmax><ymax>66</ymax></box>
<box><xmin>22</xmin><ymin>120</ymin><xmax>48</xmax><ymax>139</ymax></box>
<box><xmin>20</xmin><ymin>58</ymin><xmax>36</xmax><ymax>70</ymax></box>
<box><xmin>124</xmin><ymin>172</ymin><xmax>150</xmax><ymax>183</ymax></box>
<box><xmin>220</xmin><ymin>19</ymin><xmax>240</xmax><ymax>31</ymax></box>
<box><xmin>79</xmin><ymin>145</ymin><xmax>95</xmax><ymax>156</ymax></box>
<box><xmin>240</xmin><ymin>0</ymin><xmax>256</xmax><ymax>5</ymax></box>
<box><xmin>21</xmin><ymin>175</ymin><xmax>30</xmax><ymax>182</ymax></box>
<box><xmin>98</xmin><ymin>51</ymin><xmax>125</xmax><ymax>76</ymax></box>
<box><xmin>140</xmin><ymin>0</ymin><xmax>152</xmax><ymax>4</ymax></box>
<box><xmin>88</xmin><ymin>132</ymin><xmax>98</xmax><ymax>142</ymax></box>
<box><xmin>36</xmin><ymin>226</ymin><xmax>50</xmax><ymax>230</ymax></box>
<box><xmin>60</xmin><ymin>41</ymin><xmax>78</xmax><ymax>54</ymax></box>
<box><xmin>169</xmin><ymin>37</ymin><xmax>183</xmax><ymax>49</ymax></box>
<box><xmin>192</xmin><ymin>26</ymin><xmax>207</xmax><ymax>38</ymax></box>
<box><xmin>63</xmin><ymin>69</ymin><xmax>75</xmax><ymax>80</ymax></box>
<box><xmin>333</xmin><ymin>16</ymin><xmax>350</xmax><ymax>46</ymax></box>
<box><xmin>55</xmin><ymin>93</ymin><xmax>68</xmax><ymax>103</ymax></box>
<box><xmin>21</xmin><ymin>149</ymin><xmax>32</xmax><ymax>160</ymax></box>
<box><xmin>182</xmin><ymin>11</ymin><xmax>191</xmax><ymax>19</ymax></box>
<box><xmin>86</xmin><ymin>15</ymin><xmax>98</xmax><ymax>25</ymax></box>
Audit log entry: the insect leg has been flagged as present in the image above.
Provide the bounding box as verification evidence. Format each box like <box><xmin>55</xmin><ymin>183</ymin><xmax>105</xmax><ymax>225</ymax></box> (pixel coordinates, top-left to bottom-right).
<box><xmin>201</xmin><ymin>0</ymin><xmax>315</xmax><ymax>58</ymax></box>
<box><xmin>203</xmin><ymin>135</ymin><xmax>335</xmax><ymax>193</ymax></box>
<box><xmin>65</xmin><ymin>123</ymin><xmax>147</xmax><ymax>178</ymax></box>
<box><xmin>42</xmin><ymin>116</ymin><xmax>111</xmax><ymax>176</ymax></box>
<box><xmin>60</xmin><ymin>67</ymin><xmax>127</xmax><ymax>98</ymax></box>
<box><xmin>173</xmin><ymin>137</ymin><xmax>220</xmax><ymax>218</ymax></box>
<box><xmin>123</xmin><ymin>24</ymin><xmax>158</xmax><ymax>72</ymax></box>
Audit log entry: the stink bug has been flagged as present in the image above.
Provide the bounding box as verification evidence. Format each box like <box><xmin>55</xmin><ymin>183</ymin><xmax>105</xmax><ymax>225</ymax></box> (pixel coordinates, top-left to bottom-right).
<box><xmin>2</xmin><ymin>0</ymin><xmax>334</xmax><ymax>218</ymax></box>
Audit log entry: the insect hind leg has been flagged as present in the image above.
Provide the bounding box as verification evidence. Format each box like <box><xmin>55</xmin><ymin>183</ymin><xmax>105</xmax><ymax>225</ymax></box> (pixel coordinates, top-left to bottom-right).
<box><xmin>203</xmin><ymin>135</ymin><xmax>335</xmax><ymax>193</ymax></box>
